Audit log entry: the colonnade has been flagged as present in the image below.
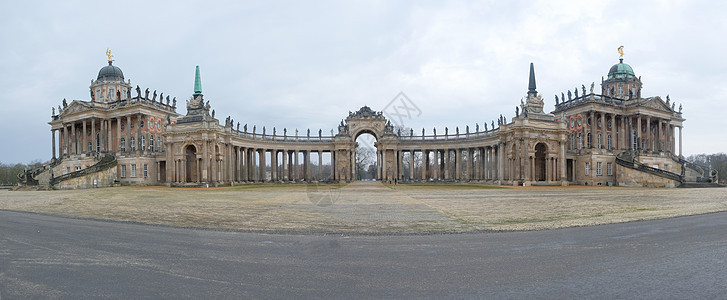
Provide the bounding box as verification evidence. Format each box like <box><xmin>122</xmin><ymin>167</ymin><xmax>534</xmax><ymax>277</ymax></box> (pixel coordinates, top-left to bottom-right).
<box><xmin>373</xmin><ymin>146</ymin><xmax>502</xmax><ymax>182</ymax></box>
<box><xmin>567</xmin><ymin>111</ymin><xmax>681</xmax><ymax>156</ymax></box>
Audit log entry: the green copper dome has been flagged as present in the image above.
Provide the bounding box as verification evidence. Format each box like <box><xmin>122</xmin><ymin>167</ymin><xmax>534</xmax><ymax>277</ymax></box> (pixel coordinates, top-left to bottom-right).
<box><xmin>607</xmin><ymin>58</ymin><xmax>635</xmax><ymax>79</ymax></box>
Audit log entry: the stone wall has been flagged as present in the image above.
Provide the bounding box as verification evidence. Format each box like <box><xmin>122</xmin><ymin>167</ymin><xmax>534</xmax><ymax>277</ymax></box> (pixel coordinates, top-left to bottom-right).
<box><xmin>55</xmin><ymin>167</ymin><xmax>118</xmax><ymax>189</ymax></box>
<box><xmin>615</xmin><ymin>164</ymin><xmax>679</xmax><ymax>188</ymax></box>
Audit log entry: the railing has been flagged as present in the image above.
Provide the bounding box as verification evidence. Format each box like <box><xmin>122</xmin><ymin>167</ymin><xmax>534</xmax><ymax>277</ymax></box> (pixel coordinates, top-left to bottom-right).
<box><xmin>615</xmin><ymin>151</ymin><xmax>683</xmax><ymax>182</ymax></box>
<box><xmin>50</xmin><ymin>154</ymin><xmax>117</xmax><ymax>186</ymax></box>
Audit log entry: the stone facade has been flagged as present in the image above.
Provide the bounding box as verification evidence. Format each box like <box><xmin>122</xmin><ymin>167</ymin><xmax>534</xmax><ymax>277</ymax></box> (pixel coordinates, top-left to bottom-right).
<box><xmin>35</xmin><ymin>52</ymin><xmax>700</xmax><ymax>188</ymax></box>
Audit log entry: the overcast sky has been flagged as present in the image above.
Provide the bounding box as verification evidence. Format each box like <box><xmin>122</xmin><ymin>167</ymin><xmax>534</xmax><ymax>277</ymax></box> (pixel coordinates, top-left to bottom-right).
<box><xmin>1</xmin><ymin>0</ymin><xmax>726</xmax><ymax>164</ymax></box>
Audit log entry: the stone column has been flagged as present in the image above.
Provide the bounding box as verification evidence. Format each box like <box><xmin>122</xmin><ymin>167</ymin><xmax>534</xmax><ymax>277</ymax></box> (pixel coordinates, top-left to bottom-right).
<box><xmin>81</xmin><ymin>120</ymin><xmax>87</xmax><ymax>154</ymax></box>
<box><xmin>382</xmin><ymin>149</ymin><xmax>387</xmax><ymax>181</ymax></box>
<box><xmin>432</xmin><ymin>149</ymin><xmax>438</xmax><ymax>180</ymax></box>
<box><xmin>260</xmin><ymin>149</ymin><xmax>266</xmax><ymax>182</ymax></box>
<box><xmin>498</xmin><ymin>144</ymin><xmax>505</xmax><ymax>182</ymax></box>
<box><xmin>51</xmin><ymin>129</ymin><xmax>57</xmax><ymax>159</ymax></box>
<box><xmin>601</xmin><ymin>113</ymin><xmax>607</xmax><ymax>149</ymax></box>
<box><xmin>421</xmin><ymin>150</ymin><xmax>428</xmax><ymax>180</ymax></box>
<box><xmin>70</xmin><ymin>122</ymin><xmax>76</xmax><ymax>155</ymax></box>
<box><xmin>455</xmin><ymin>149</ymin><xmax>462</xmax><ymax>180</ymax></box>
<box><xmin>318</xmin><ymin>150</ymin><xmax>323</xmax><ymax>181</ymax></box>
<box><xmin>62</xmin><ymin>123</ymin><xmax>67</xmax><ymax>157</ymax></box>
<box><xmin>294</xmin><ymin>150</ymin><xmax>299</xmax><ymax>181</ymax></box>
<box><xmin>409</xmin><ymin>150</ymin><xmax>415</xmax><ymax>181</ymax></box>
<box><xmin>679</xmin><ymin>126</ymin><xmax>683</xmax><ymax>158</ymax></box>
<box><xmin>282</xmin><ymin>150</ymin><xmax>289</xmax><ymax>181</ymax></box>
<box><xmin>589</xmin><ymin>111</ymin><xmax>595</xmax><ymax>148</ymax></box>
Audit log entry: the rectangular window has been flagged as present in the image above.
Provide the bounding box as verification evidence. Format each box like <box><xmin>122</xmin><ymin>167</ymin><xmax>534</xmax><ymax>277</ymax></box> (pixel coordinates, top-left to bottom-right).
<box><xmin>130</xmin><ymin>137</ymin><xmax>136</xmax><ymax>151</ymax></box>
<box><xmin>596</xmin><ymin>162</ymin><xmax>602</xmax><ymax>176</ymax></box>
<box><xmin>607</xmin><ymin>163</ymin><xmax>613</xmax><ymax>176</ymax></box>
<box><xmin>585</xmin><ymin>162</ymin><xmax>590</xmax><ymax>176</ymax></box>
<box><xmin>158</xmin><ymin>137</ymin><xmax>163</xmax><ymax>152</ymax></box>
<box><xmin>120</xmin><ymin>138</ymin><xmax>126</xmax><ymax>152</ymax></box>
<box><xmin>149</xmin><ymin>135</ymin><xmax>154</xmax><ymax>152</ymax></box>
<box><xmin>141</xmin><ymin>136</ymin><xmax>146</xmax><ymax>151</ymax></box>
<box><xmin>632</xmin><ymin>130</ymin><xmax>638</xmax><ymax>149</ymax></box>
<box><xmin>597</xmin><ymin>134</ymin><xmax>602</xmax><ymax>149</ymax></box>
<box><xmin>607</xmin><ymin>135</ymin><xmax>613</xmax><ymax>150</ymax></box>
<box><xmin>143</xmin><ymin>164</ymin><xmax>148</xmax><ymax>178</ymax></box>
<box><xmin>131</xmin><ymin>164</ymin><xmax>137</xmax><ymax>178</ymax></box>
<box><xmin>578</xmin><ymin>134</ymin><xmax>583</xmax><ymax>150</ymax></box>
<box><xmin>66</xmin><ymin>167</ymin><xmax>70</xmax><ymax>174</ymax></box>
<box><xmin>121</xmin><ymin>165</ymin><xmax>126</xmax><ymax>178</ymax></box>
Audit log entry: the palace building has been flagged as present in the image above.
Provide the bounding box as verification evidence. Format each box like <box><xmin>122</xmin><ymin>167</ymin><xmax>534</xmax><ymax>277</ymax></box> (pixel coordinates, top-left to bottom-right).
<box><xmin>21</xmin><ymin>51</ymin><xmax>713</xmax><ymax>188</ymax></box>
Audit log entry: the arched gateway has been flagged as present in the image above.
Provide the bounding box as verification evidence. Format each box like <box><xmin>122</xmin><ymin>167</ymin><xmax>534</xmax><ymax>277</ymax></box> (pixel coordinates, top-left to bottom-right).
<box><xmin>43</xmin><ymin>52</ymin><xmax>690</xmax><ymax>189</ymax></box>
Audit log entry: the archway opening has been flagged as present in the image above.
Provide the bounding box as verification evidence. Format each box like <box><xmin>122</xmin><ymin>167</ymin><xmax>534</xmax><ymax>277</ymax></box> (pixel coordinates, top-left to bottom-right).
<box><xmin>355</xmin><ymin>132</ymin><xmax>377</xmax><ymax>181</ymax></box>
<box><xmin>185</xmin><ymin>145</ymin><xmax>197</xmax><ymax>183</ymax></box>
<box><xmin>535</xmin><ymin>143</ymin><xmax>547</xmax><ymax>181</ymax></box>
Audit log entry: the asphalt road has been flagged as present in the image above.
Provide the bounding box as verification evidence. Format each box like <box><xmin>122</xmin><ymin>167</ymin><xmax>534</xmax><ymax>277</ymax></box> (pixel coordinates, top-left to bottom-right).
<box><xmin>1</xmin><ymin>210</ymin><xmax>726</xmax><ymax>299</ymax></box>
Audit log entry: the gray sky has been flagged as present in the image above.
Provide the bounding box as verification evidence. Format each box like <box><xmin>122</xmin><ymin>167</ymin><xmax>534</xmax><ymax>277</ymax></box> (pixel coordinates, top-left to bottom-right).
<box><xmin>2</xmin><ymin>0</ymin><xmax>726</xmax><ymax>164</ymax></box>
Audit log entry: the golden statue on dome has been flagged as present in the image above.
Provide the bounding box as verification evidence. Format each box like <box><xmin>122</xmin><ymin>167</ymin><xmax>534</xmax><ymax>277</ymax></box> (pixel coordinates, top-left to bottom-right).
<box><xmin>105</xmin><ymin>48</ymin><xmax>114</xmax><ymax>62</ymax></box>
<box><xmin>617</xmin><ymin>45</ymin><xmax>624</xmax><ymax>58</ymax></box>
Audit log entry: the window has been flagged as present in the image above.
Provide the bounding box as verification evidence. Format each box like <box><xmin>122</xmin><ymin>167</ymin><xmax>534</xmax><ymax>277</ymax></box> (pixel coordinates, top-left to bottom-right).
<box><xmin>130</xmin><ymin>121</ymin><xmax>134</xmax><ymax>129</ymax></box>
<box><xmin>618</xmin><ymin>85</ymin><xmax>623</xmax><ymax>96</ymax></box>
<box><xmin>571</xmin><ymin>134</ymin><xmax>576</xmax><ymax>150</ymax></box>
<box><xmin>130</xmin><ymin>137</ymin><xmax>136</xmax><ymax>151</ymax></box>
<box><xmin>158</xmin><ymin>136</ymin><xmax>163</xmax><ymax>152</ymax></box>
<box><xmin>120</xmin><ymin>138</ymin><xmax>126</xmax><ymax>152</ymax></box>
<box><xmin>607</xmin><ymin>163</ymin><xmax>613</xmax><ymax>176</ymax></box>
<box><xmin>587</xmin><ymin>133</ymin><xmax>592</xmax><ymax>148</ymax></box>
<box><xmin>88</xmin><ymin>142</ymin><xmax>92</xmax><ymax>153</ymax></box>
<box><xmin>121</xmin><ymin>165</ymin><xmax>126</xmax><ymax>178</ymax></box>
<box><xmin>143</xmin><ymin>164</ymin><xmax>148</xmax><ymax>178</ymax></box>
<box><xmin>578</xmin><ymin>134</ymin><xmax>583</xmax><ymax>150</ymax></box>
<box><xmin>140</xmin><ymin>120</ymin><xmax>144</xmax><ymax>128</ymax></box>
<box><xmin>585</xmin><ymin>162</ymin><xmax>590</xmax><ymax>176</ymax></box>
<box><xmin>596</xmin><ymin>162</ymin><xmax>602</xmax><ymax>176</ymax></box>
<box><xmin>632</xmin><ymin>130</ymin><xmax>638</xmax><ymax>149</ymax></box>
<box><xmin>67</xmin><ymin>167</ymin><xmax>70</xmax><ymax>174</ymax></box>
<box><xmin>607</xmin><ymin>135</ymin><xmax>613</xmax><ymax>150</ymax></box>
<box><xmin>149</xmin><ymin>135</ymin><xmax>154</xmax><ymax>152</ymax></box>
<box><xmin>141</xmin><ymin>136</ymin><xmax>146</xmax><ymax>151</ymax></box>
<box><xmin>96</xmin><ymin>133</ymin><xmax>101</xmax><ymax>152</ymax></box>
<box><xmin>597</xmin><ymin>133</ymin><xmax>602</xmax><ymax>149</ymax></box>
<box><xmin>120</xmin><ymin>122</ymin><xmax>125</xmax><ymax>131</ymax></box>
<box><xmin>109</xmin><ymin>88</ymin><xmax>115</xmax><ymax>99</ymax></box>
<box><xmin>131</xmin><ymin>164</ymin><xmax>137</xmax><ymax>177</ymax></box>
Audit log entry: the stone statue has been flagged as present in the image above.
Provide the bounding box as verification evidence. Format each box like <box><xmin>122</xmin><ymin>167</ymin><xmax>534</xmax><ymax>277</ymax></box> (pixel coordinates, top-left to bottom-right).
<box><xmin>485</xmin><ymin>123</ymin><xmax>488</xmax><ymax>131</ymax></box>
<box><xmin>136</xmin><ymin>85</ymin><xmax>141</xmax><ymax>98</ymax></box>
<box><xmin>211</xmin><ymin>110</ymin><xmax>215</xmax><ymax>118</ymax></box>
<box><xmin>263</xmin><ymin>126</ymin><xmax>266</xmax><ymax>135</ymax></box>
<box><xmin>307</xmin><ymin>129</ymin><xmax>310</xmax><ymax>137</ymax></box>
<box><xmin>273</xmin><ymin>127</ymin><xmax>276</xmax><ymax>136</ymax></box>
<box><xmin>515</xmin><ymin>106</ymin><xmax>519</xmax><ymax>117</ymax></box>
<box><xmin>283</xmin><ymin>128</ymin><xmax>286</xmax><ymax>136</ymax></box>
<box><xmin>491</xmin><ymin>121</ymin><xmax>494</xmax><ymax>129</ymax></box>
<box><xmin>205</xmin><ymin>101</ymin><xmax>210</xmax><ymax>111</ymax></box>
<box><xmin>318</xmin><ymin>129</ymin><xmax>322</xmax><ymax>137</ymax></box>
<box><xmin>422</xmin><ymin>128</ymin><xmax>425</xmax><ymax>136</ymax></box>
<box><xmin>476</xmin><ymin>123</ymin><xmax>479</xmax><ymax>132</ymax></box>
<box><xmin>117</xmin><ymin>90</ymin><xmax>121</xmax><ymax>100</ymax></box>
<box><xmin>172</xmin><ymin>97</ymin><xmax>176</xmax><ymax>107</ymax></box>
<box><xmin>466</xmin><ymin>125</ymin><xmax>469</xmax><ymax>134</ymax></box>
<box><xmin>523</xmin><ymin>108</ymin><xmax>528</xmax><ymax>118</ymax></box>
<box><xmin>62</xmin><ymin>98</ymin><xmax>68</xmax><ymax>108</ymax></box>
<box><xmin>159</xmin><ymin>92</ymin><xmax>163</xmax><ymax>102</ymax></box>
<box><xmin>295</xmin><ymin>129</ymin><xmax>298</xmax><ymax>136</ymax></box>
<box><xmin>330</xmin><ymin>129</ymin><xmax>334</xmax><ymax>136</ymax></box>
<box><xmin>671</xmin><ymin>103</ymin><xmax>675</xmax><ymax>111</ymax></box>
<box><xmin>127</xmin><ymin>88</ymin><xmax>131</xmax><ymax>99</ymax></box>
<box><xmin>90</xmin><ymin>88</ymin><xmax>95</xmax><ymax>101</ymax></box>
<box><xmin>590</xmin><ymin>82</ymin><xmax>595</xmax><ymax>94</ymax></box>
<box><xmin>237</xmin><ymin>123</ymin><xmax>240</xmax><ymax>131</ymax></box>
<box><xmin>244</xmin><ymin>124</ymin><xmax>247</xmax><ymax>132</ymax></box>
<box><xmin>397</xmin><ymin>128</ymin><xmax>401</xmax><ymax>136</ymax></box>
<box><xmin>433</xmin><ymin>128</ymin><xmax>437</xmax><ymax>136</ymax></box>
<box><xmin>152</xmin><ymin>90</ymin><xmax>157</xmax><ymax>102</ymax></box>
<box><xmin>567</xmin><ymin>90</ymin><xmax>572</xmax><ymax>101</ymax></box>
<box><xmin>144</xmin><ymin>88</ymin><xmax>150</xmax><ymax>100</ymax></box>
<box><xmin>445</xmin><ymin>127</ymin><xmax>448</xmax><ymax>136</ymax></box>
<box><xmin>410</xmin><ymin>128</ymin><xmax>414</xmax><ymax>136</ymax></box>
<box><xmin>666</xmin><ymin>94</ymin><xmax>670</xmax><ymax>102</ymax></box>
<box><xmin>555</xmin><ymin>95</ymin><xmax>559</xmax><ymax>105</ymax></box>
<box><xmin>58</xmin><ymin>105</ymin><xmax>62</xmax><ymax>113</ymax></box>
<box><xmin>679</xmin><ymin>104</ymin><xmax>682</xmax><ymax>113</ymax></box>
<box><xmin>574</xmin><ymin>88</ymin><xmax>579</xmax><ymax>98</ymax></box>
<box><xmin>562</xmin><ymin>92</ymin><xmax>566</xmax><ymax>102</ymax></box>
<box><xmin>166</xmin><ymin>96</ymin><xmax>170</xmax><ymax>105</ymax></box>
<box><xmin>52</xmin><ymin>107</ymin><xmax>55</xmax><ymax>116</ymax></box>
<box><xmin>582</xmin><ymin>84</ymin><xmax>586</xmax><ymax>96</ymax></box>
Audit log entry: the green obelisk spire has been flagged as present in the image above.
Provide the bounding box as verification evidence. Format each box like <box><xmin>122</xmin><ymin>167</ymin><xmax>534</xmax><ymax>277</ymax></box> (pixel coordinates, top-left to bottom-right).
<box><xmin>193</xmin><ymin>65</ymin><xmax>202</xmax><ymax>96</ymax></box>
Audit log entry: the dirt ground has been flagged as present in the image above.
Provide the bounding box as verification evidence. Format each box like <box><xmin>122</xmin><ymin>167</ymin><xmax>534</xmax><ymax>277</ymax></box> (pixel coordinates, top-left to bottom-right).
<box><xmin>2</xmin><ymin>182</ymin><xmax>726</xmax><ymax>234</ymax></box>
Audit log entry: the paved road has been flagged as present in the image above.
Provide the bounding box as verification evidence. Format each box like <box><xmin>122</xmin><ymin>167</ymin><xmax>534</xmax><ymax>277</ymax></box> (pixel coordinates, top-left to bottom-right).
<box><xmin>1</xmin><ymin>210</ymin><xmax>726</xmax><ymax>299</ymax></box>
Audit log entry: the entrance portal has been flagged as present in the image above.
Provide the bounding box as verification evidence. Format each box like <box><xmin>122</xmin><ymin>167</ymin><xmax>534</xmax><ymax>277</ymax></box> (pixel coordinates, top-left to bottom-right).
<box><xmin>535</xmin><ymin>143</ymin><xmax>547</xmax><ymax>181</ymax></box>
<box><xmin>355</xmin><ymin>132</ymin><xmax>377</xmax><ymax>180</ymax></box>
<box><xmin>185</xmin><ymin>145</ymin><xmax>197</xmax><ymax>182</ymax></box>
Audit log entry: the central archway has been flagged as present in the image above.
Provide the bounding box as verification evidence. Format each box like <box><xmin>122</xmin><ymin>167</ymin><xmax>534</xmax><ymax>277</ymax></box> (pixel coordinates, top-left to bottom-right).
<box><xmin>354</xmin><ymin>131</ymin><xmax>378</xmax><ymax>181</ymax></box>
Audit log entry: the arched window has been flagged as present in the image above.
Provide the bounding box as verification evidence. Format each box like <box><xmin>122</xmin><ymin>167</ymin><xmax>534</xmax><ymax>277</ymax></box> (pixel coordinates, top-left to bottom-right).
<box><xmin>120</xmin><ymin>138</ymin><xmax>126</xmax><ymax>152</ymax></box>
<box><xmin>587</xmin><ymin>133</ymin><xmax>592</xmax><ymax>148</ymax></box>
<box><xmin>597</xmin><ymin>133</ymin><xmax>602</xmax><ymax>148</ymax></box>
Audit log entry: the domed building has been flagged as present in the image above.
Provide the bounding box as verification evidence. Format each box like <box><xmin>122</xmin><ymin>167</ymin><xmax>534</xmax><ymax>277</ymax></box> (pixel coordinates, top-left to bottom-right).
<box><xmin>25</xmin><ymin>49</ymin><xmax>709</xmax><ymax>189</ymax></box>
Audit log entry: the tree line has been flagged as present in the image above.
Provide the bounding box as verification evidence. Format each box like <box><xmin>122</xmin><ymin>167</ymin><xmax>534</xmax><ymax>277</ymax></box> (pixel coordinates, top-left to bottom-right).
<box><xmin>0</xmin><ymin>160</ymin><xmax>46</xmax><ymax>186</ymax></box>
<box><xmin>686</xmin><ymin>153</ymin><xmax>726</xmax><ymax>183</ymax></box>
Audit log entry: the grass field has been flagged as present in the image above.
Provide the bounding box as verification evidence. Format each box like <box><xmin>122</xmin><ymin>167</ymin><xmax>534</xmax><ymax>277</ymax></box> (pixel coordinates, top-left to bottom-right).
<box><xmin>2</xmin><ymin>182</ymin><xmax>726</xmax><ymax>234</ymax></box>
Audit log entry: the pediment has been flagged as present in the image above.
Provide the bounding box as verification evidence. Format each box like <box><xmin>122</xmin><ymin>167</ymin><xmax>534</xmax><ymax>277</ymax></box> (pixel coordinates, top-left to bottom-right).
<box><xmin>641</xmin><ymin>97</ymin><xmax>672</xmax><ymax>112</ymax></box>
<box><xmin>58</xmin><ymin>101</ymin><xmax>90</xmax><ymax>117</ymax></box>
